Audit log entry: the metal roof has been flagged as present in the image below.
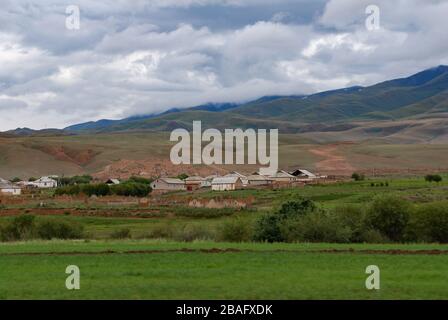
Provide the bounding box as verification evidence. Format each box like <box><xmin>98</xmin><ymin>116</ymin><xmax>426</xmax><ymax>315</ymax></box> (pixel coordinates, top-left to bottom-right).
<box><xmin>158</xmin><ymin>178</ymin><xmax>185</xmax><ymax>184</ymax></box>
<box><xmin>212</xmin><ymin>176</ymin><xmax>241</xmax><ymax>184</ymax></box>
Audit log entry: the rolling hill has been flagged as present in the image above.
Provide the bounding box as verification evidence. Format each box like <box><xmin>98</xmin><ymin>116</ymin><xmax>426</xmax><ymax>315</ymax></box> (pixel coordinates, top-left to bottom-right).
<box><xmin>1</xmin><ymin>66</ymin><xmax>448</xmax><ymax>179</ymax></box>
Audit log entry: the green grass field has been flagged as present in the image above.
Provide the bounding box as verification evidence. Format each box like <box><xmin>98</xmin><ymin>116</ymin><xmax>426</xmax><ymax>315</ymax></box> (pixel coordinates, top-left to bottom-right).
<box><xmin>1</xmin><ymin>240</ymin><xmax>448</xmax><ymax>299</ymax></box>
<box><xmin>1</xmin><ymin>176</ymin><xmax>448</xmax><ymax>299</ymax></box>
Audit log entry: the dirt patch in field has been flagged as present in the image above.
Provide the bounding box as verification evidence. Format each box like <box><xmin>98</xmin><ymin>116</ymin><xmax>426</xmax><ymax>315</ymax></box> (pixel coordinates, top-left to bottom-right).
<box><xmin>0</xmin><ymin>208</ymin><xmax>164</xmax><ymax>218</ymax></box>
<box><xmin>93</xmin><ymin>158</ymin><xmax>229</xmax><ymax>180</ymax></box>
<box><xmin>3</xmin><ymin>248</ymin><xmax>448</xmax><ymax>256</ymax></box>
<box><xmin>309</xmin><ymin>143</ymin><xmax>355</xmax><ymax>176</ymax></box>
<box><xmin>25</xmin><ymin>143</ymin><xmax>98</xmax><ymax>166</ymax></box>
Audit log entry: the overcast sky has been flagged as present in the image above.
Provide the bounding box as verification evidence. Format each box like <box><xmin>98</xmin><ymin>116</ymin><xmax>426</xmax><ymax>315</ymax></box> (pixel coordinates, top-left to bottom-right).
<box><xmin>0</xmin><ymin>0</ymin><xmax>447</xmax><ymax>130</ymax></box>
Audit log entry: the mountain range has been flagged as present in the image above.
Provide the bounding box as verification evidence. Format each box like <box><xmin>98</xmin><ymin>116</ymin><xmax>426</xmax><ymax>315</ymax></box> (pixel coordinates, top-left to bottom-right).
<box><xmin>6</xmin><ymin>65</ymin><xmax>448</xmax><ymax>138</ymax></box>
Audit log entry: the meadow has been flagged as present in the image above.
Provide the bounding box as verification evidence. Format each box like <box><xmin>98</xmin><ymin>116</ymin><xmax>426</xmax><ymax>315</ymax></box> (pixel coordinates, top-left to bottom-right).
<box><xmin>1</xmin><ymin>240</ymin><xmax>448</xmax><ymax>299</ymax></box>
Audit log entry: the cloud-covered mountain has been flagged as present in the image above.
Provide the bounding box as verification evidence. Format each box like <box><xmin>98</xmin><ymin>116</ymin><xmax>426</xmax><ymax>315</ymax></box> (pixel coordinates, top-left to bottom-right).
<box><xmin>1</xmin><ymin>0</ymin><xmax>448</xmax><ymax>130</ymax></box>
<box><xmin>58</xmin><ymin>66</ymin><xmax>448</xmax><ymax>135</ymax></box>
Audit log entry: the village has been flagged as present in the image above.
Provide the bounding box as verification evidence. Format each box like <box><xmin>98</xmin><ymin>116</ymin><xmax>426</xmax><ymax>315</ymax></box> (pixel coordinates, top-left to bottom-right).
<box><xmin>0</xmin><ymin>169</ymin><xmax>326</xmax><ymax>197</ymax></box>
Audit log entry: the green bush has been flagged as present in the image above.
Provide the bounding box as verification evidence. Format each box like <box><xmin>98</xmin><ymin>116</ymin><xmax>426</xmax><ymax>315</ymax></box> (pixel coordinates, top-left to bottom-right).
<box><xmin>127</xmin><ymin>176</ymin><xmax>153</xmax><ymax>185</ymax></box>
<box><xmin>277</xmin><ymin>198</ymin><xmax>317</xmax><ymax>218</ymax></box>
<box><xmin>280</xmin><ymin>211</ymin><xmax>352</xmax><ymax>243</ymax></box>
<box><xmin>365</xmin><ymin>195</ymin><xmax>411</xmax><ymax>241</ymax></box>
<box><xmin>110</xmin><ymin>182</ymin><xmax>151</xmax><ymax>197</ymax></box>
<box><xmin>331</xmin><ymin>205</ymin><xmax>367</xmax><ymax>243</ymax></box>
<box><xmin>253</xmin><ymin>214</ymin><xmax>283</xmax><ymax>243</ymax></box>
<box><xmin>351</xmin><ymin>172</ymin><xmax>365</xmax><ymax>181</ymax></box>
<box><xmin>0</xmin><ymin>215</ymin><xmax>36</xmax><ymax>241</ymax></box>
<box><xmin>218</xmin><ymin>218</ymin><xmax>254</xmax><ymax>242</ymax></box>
<box><xmin>36</xmin><ymin>219</ymin><xmax>84</xmax><ymax>240</ymax></box>
<box><xmin>425</xmin><ymin>174</ymin><xmax>442</xmax><ymax>183</ymax></box>
<box><xmin>407</xmin><ymin>202</ymin><xmax>448</xmax><ymax>243</ymax></box>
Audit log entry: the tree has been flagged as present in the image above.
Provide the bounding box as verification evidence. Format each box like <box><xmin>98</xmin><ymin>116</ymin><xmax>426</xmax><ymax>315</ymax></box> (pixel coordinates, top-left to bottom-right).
<box><xmin>176</xmin><ymin>173</ymin><xmax>189</xmax><ymax>180</ymax></box>
<box><xmin>366</xmin><ymin>195</ymin><xmax>411</xmax><ymax>241</ymax></box>
<box><xmin>10</xmin><ymin>177</ymin><xmax>21</xmax><ymax>183</ymax></box>
<box><xmin>425</xmin><ymin>174</ymin><xmax>443</xmax><ymax>183</ymax></box>
<box><xmin>351</xmin><ymin>172</ymin><xmax>365</xmax><ymax>181</ymax></box>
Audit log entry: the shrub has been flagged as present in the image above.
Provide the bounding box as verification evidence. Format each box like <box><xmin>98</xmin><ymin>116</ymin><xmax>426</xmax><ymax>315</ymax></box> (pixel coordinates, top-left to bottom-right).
<box><xmin>253</xmin><ymin>214</ymin><xmax>283</xmax><ymax>242</ymax></box>
<box><xmin>110</xmin><ymin>228</ymin><xmax>132</xmax><ymax>239</ymax></box>
<box><xmin>407</xmin><ymin>202</ymin><xmax>448</xmax><ymax>243</ymax></box>
<box><xmin>36</xmin><ymin>219</ymin><xmax>84</xmax><ymax>240</ymax></box>
<box><xmin>280</xmin><ymin>211</ymin><xmax>352</xmax><ymax>243</ymax></box>
<box><xmin>218</xmin><ymin>218</ymin><xmax>254</xmax><ymax>242</ymax></box>
<box><xmin>277</xmin><ymin>199</ymin><xmax>317</xmax><ymax>218</ymax></box>
<box><xmin>0</xmin><ymin>215</ymin><xmax>36</xmax><ymax>241</ymax></box>
<box><xmin>176</xmin><ymin>173</ymin><xmax>189</xmax><ymax>180</ymax></box>
<box><xmin>110</xmin><ymin>182</ymin><xmax>151</xmax><ymax>197</ymax></box>
<box><xmin>365</xmin><ymin>195</ymin><xmax>411</xmax><ymax>241</ymax></box>
<box><xmin>351</xmin><ymin>172</ymin><xmax>365</xmax><ymax>181</ymax></box>
<box><xmin>425</xmin><ymin>174</ymin><xmax>443</xmax><ymax>183</ymax></box>
<box><xmin>331</xmin><ymin>205</ymin><xmax>367</xmax><ymax>243</ymax></box>
<box><xmin>127</xmin><ymin>176</ymin><xmax>152</xmax><ymax>185</ymax></box>
<box><xmin>81</xmin><ymin>183</ymin><xmax>110</xmax><ymax>197</ymax></box>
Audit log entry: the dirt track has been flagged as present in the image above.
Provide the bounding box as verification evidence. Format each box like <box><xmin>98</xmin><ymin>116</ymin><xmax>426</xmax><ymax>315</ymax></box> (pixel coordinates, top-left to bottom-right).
<box><xmin>3</xmin><ymin>248</ymin><xmax>448</xmax><ymax>256</ymax></box>
<box><xmin>309</xmin><ymin>143</ymin><xmax>355</xmax><ymax>175</ymax></box>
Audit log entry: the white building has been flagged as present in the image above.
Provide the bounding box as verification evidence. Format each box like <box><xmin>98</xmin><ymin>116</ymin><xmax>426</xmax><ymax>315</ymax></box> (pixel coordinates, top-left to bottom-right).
<box><xmin>0</xmin><ymin>179</ymin><xmax>22</xmax><ymax>195</ymax></box>
<box><xmin>224</xmin><ymin>172</ymin><xmax>248</xmax><ymax>186</ymax></box>
<box><xmin>269</xmin><ymin>170</ymin><xmax>297</xmax><ymax>183</ymax></box>
<box><xmin>150</xmin><ymin>178</ymin><xmax>186</xmax><ymax>191</ymax></box>
<box><xmin>31</xmin><ymin>176</ymin><xmax>58</xmax><ymax>188</ymax></box>
<box><xmin>211</xmin><ymin>176</ymin><xmax>243</xmax><ymax>191</ymax></box>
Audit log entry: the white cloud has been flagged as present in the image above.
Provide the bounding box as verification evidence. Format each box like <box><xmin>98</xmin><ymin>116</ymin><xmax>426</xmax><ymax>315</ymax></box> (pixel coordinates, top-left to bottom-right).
<box><xmin>0</xmin><ymin>0</ymin><xmax>447</xmax><ymax>130</ymax></box>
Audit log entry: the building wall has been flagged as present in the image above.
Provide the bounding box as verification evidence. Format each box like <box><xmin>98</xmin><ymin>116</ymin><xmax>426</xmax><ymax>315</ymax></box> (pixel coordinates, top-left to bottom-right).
<box><xmin>212</xmin><ymin>183</ymin><xmax>235</xmax><ymax>191</ymax></box>
<box><xmin>151</xmin><ymin>180</ymin><xmax>186</xmax><ymax>191</ymax></box>
<box><xmin>0</xmin><ymin>188</ymin><xmax>21</xmax><ymax>195</ymax></box>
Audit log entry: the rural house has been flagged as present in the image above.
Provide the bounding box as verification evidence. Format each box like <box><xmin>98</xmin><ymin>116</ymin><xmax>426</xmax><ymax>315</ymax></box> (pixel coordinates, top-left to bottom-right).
<box><xmin>31</xmin><ymin>176</ymin><xmax>58</xmax><ymax>188</ymax></box>
<box><xmin>203</xmin><ymin>175</ymin><xmax>219</xmax><ymax>187</ymax></box>
<box><xmin>224</xmin><ymin>172</ymin><xmax>248</xmax><ymax>186</ymax></box>
<box><xmin>185</xmin><ymin>176</ymin><xmax>205</xmax><ymax>191</ymax></box>
<box><xmin>269</xmin><ymin>170</ymin><xmax>297</xmax><ymax>183</ymax></box>
<box><xmin>211</xmin><ymin>176</ymin><xmax>243</xmax><ymax>191</ymax></box>
<box><xmin>0</xmin><ymin>179</ymin><xmax>22</xmax><ymax>195</ymax></box>
<box><xmin>290</xmin><ymin>169</ymin><xmax>317</xmax><ymax>180</ymax></box>
<box><xmin>150</xmin><ymin>178</ymin><xmax>186</xmax><ymax>192</ymax></box>
<box><xmin>247</xmin><ymin>174</ymin><xmax>274</xmax><ymax>186</ymax></box>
